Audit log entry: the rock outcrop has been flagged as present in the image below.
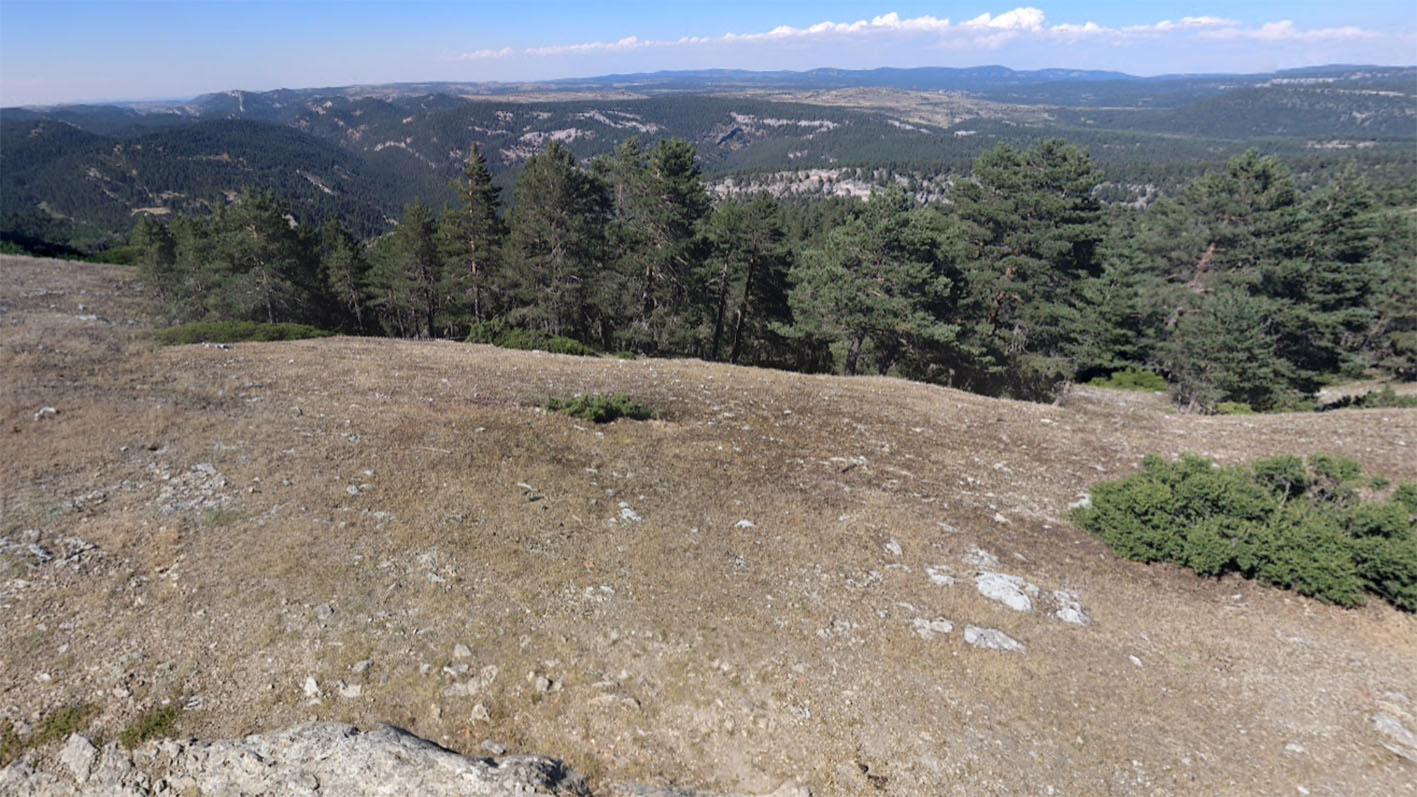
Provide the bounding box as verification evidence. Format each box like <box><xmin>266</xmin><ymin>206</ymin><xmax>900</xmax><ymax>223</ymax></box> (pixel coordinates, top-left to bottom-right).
<box><xmin>1</xmin><ymin>723</ymin><xmax>587</xmax><ymax>796</ymax></box>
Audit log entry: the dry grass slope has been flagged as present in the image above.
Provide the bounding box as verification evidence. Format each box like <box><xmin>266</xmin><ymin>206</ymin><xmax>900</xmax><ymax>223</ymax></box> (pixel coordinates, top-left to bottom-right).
<box><xmin>2</xmin><ymin>254</ymin><xmax>1415</xmax><ymax>794</ymax></box>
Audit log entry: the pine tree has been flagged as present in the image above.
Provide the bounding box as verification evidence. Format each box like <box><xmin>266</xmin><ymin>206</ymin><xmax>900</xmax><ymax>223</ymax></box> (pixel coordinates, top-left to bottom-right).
<box><xmin>949</xmin><ymin>140</ymin><xmax>1105</xmax><ymax>396</ymax></box>
<box><xmin>788</xmin><ymin>187</ymin><xmax>958</xmax><ymax>376</ymax></box>
<box><xmin>320</xmin><ymin>220</ymin><xmax>370</xmax><ymax>334</ymax></box>
<box><xmin>131</xmin><ymin>215</ymin><xmax>177</xmax><ymax>304</ymax></box>
<box><xmin>1165</xmin><ymin>286</ymin><xmax>1292</xmax><ymax>412</ymax></box>
<box><xmin>204</xmin><ymin>188</ymin><xmax>318</xmax><ymax>324</ymax></box>
<box><xmin>598</xmin><ymin>138</ymin><xmax>711</xmax><ymax>353</ymax></box>
<box><xmin>503</xmin><ymin>140</ymin><xmax>607</xmax><ymax>339</ymax></box>
<box><xmin>368</xmin><ymin>200</ymin><xmax>441</xmax><ymax>338</ymax></box>
<box><xmin>703</xmin><ymin>195</ymin><xmax>794</xmax><ymax>365</ymax></box>
<box><xmin>438</xmin><ymin>144</ymin><xmax>505</xmax><ymax>329</ymax></box>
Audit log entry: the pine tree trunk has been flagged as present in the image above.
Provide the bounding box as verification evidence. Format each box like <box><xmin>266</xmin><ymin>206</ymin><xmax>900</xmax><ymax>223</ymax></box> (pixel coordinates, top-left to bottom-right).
<box><xmin>845</xmin><ymin>333</ymin><xmax>864</xmax><ymax>376</ymax></box>
<box><xmin>728</xmin><ymin>256</ymin><xmax>757</xmax><ymax>365</ymax></box>
<box><xmin>710</xmin><ymin>259</ymin><xmax>731</xmax><ymax>361</ymax></box>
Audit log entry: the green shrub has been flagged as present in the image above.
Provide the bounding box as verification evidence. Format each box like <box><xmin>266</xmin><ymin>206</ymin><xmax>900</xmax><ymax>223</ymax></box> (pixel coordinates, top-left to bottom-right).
<box><xmin>119</xmin><ymin>705</ymin><xmax>181</xmax><ymax>749</ymax></box>
<box><xmin>1216</xmin><ymin>401</ymin><xmax>1255</xmax><ymax>415</ymax></box>
<box><xmin>0</xmin><ymin>703</ymin><xmax>97</xmax><ymax>766</ymax></box>
<box><xmin>85</xmin><ymin>245</ymin><xmax>140</xmax><ymax>265</ymax></box>
<box><xmin>1322</xmin><ymin>386</ymin><xmax>1417</xmax><ymax>411</ymax></box>
<box><xmin>1072</xmin><ymin>454</ymin><xmax>1416</xmax><ymax>611</ymax></box>
<box><xmin>544</xmin><ymin>394</ymin><xmax>658</xmax><ymax>423</ymax></box>
<box><xmin>466</xmin><ymin>321</ymin><xmax>599</xmax><ymax>357</ymax></box>
<box><xmin>1088</xmin><ymin>367</ymin><xmax>1167</xmax><ymax>392</ymax></box>
<box><xmin>155</xmin><ymin>321</ymin><xmax>332</xmax><ymax>345</ymax></box>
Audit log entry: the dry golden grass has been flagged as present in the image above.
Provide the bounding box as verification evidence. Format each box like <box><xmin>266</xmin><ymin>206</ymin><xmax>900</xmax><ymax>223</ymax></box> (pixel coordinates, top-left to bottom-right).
<box><xmin>2</xmin><ymin>254</ymin><xmax>1415</xmax><ymax>794</ymax></box>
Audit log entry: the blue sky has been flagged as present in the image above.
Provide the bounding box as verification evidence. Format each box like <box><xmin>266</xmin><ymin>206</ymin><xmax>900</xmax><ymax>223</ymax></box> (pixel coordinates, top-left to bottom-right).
<box><xmin>2</xmin><ymin>1</ymin><xmax>1414</xmax><ymax>106</ymax></box>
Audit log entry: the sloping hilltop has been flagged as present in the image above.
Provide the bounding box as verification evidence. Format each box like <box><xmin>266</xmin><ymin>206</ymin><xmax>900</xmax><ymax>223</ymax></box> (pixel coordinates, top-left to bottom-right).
<box><xmin>2</xmin><ymin>255</ymin><xmax>1415</xmax><ymax>794</ymax></box>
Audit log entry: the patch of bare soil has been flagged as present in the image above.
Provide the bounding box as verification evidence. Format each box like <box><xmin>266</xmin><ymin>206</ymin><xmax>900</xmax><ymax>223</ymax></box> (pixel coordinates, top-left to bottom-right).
<box><xmin>2</xmin><ymin>255</ymin><xmax>1415</xmax><ymax>794</ymax></box>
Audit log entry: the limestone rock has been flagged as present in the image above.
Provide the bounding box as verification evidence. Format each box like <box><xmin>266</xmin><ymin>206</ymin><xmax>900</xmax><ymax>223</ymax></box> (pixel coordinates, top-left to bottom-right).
<box><xmin>975</xmin><ymin>572</ymin><xmax>1036</xmax><ymax>612</ymax></box>
<box><xmin>1373</xmin><ymin>714</ymin><xmax>1417</xmax><ymax>763</ymax></box>
<box><xmin>1052</xmin><ymin>590</ymin><xmax>1090</xmax><ymax>626</ymax></box>
<box><xmin>58</xmin><ymin>734</ymin><xmax>97</xmax><ymax>784</ymax></box>
<box><xmin>964</xmin><ymin>626</ymin><xmax>1026</xmax><ymax>654</ymax></box>
<box><xmin>1</xmin><ymin>724</ymin><xmax>587</xmax><ymax>796</ymax></box>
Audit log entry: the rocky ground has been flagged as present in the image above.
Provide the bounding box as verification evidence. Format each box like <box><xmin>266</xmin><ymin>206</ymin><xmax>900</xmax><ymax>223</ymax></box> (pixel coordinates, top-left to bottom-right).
<box><xmin>2</xmin><ymin>255</ymin><xmax>1415</xmax><ymax>794</ymax></box>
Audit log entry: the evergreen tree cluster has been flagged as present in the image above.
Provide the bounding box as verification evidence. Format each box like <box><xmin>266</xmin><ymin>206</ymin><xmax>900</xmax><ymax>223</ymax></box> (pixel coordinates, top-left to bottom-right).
<box><xmin>132</xmin><ymin>139</ymin><xmax>1415</xmax><ymax>411</ymax></box>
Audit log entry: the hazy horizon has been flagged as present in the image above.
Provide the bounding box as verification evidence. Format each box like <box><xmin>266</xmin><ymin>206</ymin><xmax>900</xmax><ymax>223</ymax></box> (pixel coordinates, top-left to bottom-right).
<box><xmin>3</xmin><ymin>2</ymin><xmax>1415</xmax><ymax>107</ymax></box>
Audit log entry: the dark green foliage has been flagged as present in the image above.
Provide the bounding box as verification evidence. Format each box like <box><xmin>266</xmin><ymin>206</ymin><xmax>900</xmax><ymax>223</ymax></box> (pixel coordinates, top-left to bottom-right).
<box><xmin>155</xmin><ymin>321</ymin><xmax>331</xmax><ymax>345</ymax></box>
<box><xmin>438</xmin><ymin>144</ymin><xmax>506</xmax><ymax>329</ymax></box>
<box><xmin>1088</xmin><ymin>367</ymin><xmax>1167</xmax><ymax>392</ymax></box>
<box><xmin>789</xmin><ymin>187</ymin><xmax>959</xmax><ymax>377</ymax></box>
<box><xmin>503</xmin><ymin>141</ymin><xmax>608</xmax><ymax>339</ymax></box>
<box><xmin>57</xmin><ymin>134</ymin><xmax>1410</xmax><ymax>416</ymax></box>
<box><xmin>702</xmin><ymin>195</ymin><xmax>796</xmax><ymax>367</ymax></box>
<box><xmin>544</xmin><ymin>394</ymin><xmax>657</xmax><ymax>423</ymax></box>
<box><xmin>1164</xmin><ymin>286</ymin><xmax>1293</xmax><ymax>413</ymax></box>
<box><xmin>466</xmin><ymin>320</ymin><xmax>599</xmax><ymax>357</ymax></box>
<box><xmin>1073</xmin><ymin>454</ymin><xmax>1417</xmax><ymax>610</ymax></box>
<box><xmin>86</xmin><ymin>245</ymin><xmax>139</xmax><ymax>265</ymax></box>
<box><xmin>119</xmin><ymin>705</ymin><xmax>181</xmax><ymax>750</ymax></box>
<box><xmin>368</xmin><ymin>199</ymin><xmax>443</xmax><ymax>338</ymax></box>
<box><xmin>597</xmin><ymin>137</ymin><xmax>712</xmax><ymax>354</ymax></box>
<box><xmin>946</xmin><ymin>140</ymin><xmax>1105</xmax><ymax>397</ymax></box>
<box><xmin>1322</xmin><ymin>386</ymin><xmax>1417</xmax><ymax>411</ymax></box>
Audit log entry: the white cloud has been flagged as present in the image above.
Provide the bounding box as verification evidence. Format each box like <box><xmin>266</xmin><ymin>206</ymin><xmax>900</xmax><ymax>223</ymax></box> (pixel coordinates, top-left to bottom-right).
<box><xmin>450</xmin><ymin>8</ymin><xmax>1386</xmax><ymax>61</ymax></box>
<box><xmin>963</xmin><ymin>8</ymin><xmax>1046</xmax><ymax>32</ymax></box>
<box><xmin>1201</xmin><ymin>20</ymin><xmax>1376</xmax><ymax>42</ymax></box>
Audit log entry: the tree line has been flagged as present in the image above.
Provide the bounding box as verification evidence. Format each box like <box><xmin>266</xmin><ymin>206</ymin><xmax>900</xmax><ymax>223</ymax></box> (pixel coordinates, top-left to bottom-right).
<box><xmin>132</xmin><ymin>137</ymin><xmax>1416</xmax><ymax>411</ymax></box>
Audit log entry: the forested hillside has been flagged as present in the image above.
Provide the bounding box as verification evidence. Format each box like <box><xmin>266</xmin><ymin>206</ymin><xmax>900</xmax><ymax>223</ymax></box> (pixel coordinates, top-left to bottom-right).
<box><xmin>127</xmin><ymin>138</ymin><xmax>1416</xmax><ymax>413</ymax></box>
<box><xmin>3</xmin><ymin>65</ymin><xmax>1413</xmax><ymax>253</ymax></box>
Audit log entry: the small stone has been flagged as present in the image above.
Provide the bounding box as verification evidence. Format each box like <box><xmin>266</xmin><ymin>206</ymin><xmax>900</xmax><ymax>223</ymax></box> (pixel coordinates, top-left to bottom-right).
<box><xmin>992</xmin><ymin>512</ymin><xmax>1009</xmax><ymax>524</ymax></box>
<box><xmin>884</xmin><ymin>540</ymin><xmax>902</xmax><ymax>556</ymax></box>
<box><xmin>33</xmin><ymin>407</ymin><xmax>58</xmax><ymax>422</ymax></box>
<box><xmin>470</xmin><ymin>703</ymin><xmax>491</xmax><ymax>723</ymax></box>
<box><xmin>911</xmin><ymin>617</ymin><xmax>954</xmax><ymax>640</ymax></box>
<box><xmin>963</xmin><ymin>626</ymin><xmax>1026</xmax><ymax>654</ymax></box>
<box><xmin>533</xmin><ymin>675</ymin><xmax>552</xmax><ymax>693</ymax></box>
<box><xmin>453</xmin><ymin>644</ymin><xmax>471</xmax><ymax>659</ymax></box>
<box><xmin>1053</xmin><ymin>590</ymin><xmax>1090</xmax><ymax>626</ymax></box>
<box><xmin>350</xmin><ymin>659</ymin><xmax>372</xmax><ymax>674</ymax></box>
<box><xmin>346</xmin><ymin>485</ymin><xmax>361</xmax><ymax>496</ymax></box>
<box><xmin>925</xmin><ymin>566</ymin><xmax>956</xmax><ymax>586</ymax></box>
<box><xmin>482</xmin><ymin>740</ymin><xmax>506</xmax><ymax>755</ymax></box>
<box><xmin>315</xmin><ymin>603</ymin><xmax>335</xmax><ymax>621</ymax></box>
<box><xmin>734</xmin><ymin>519</ymin><xmax>756</xmax><ymax>528</ymax></box>
<box><xmin>303</xmin><ymin>676</ymin><xmax>321</xmax><ymax>698</ymax></box>
<box><xmin>338</xmin><ymin>682</ymin><xmax>363</xmax><ymax>699</ymax></box>
<box><xmin>1284</xmin><ymin>742</ymin><xmax>1308</xmax><ymax>756</ymax></box>
<box><xmin>962</xmin><ymin>547</ymin><xmax>999</xmax><ymax>570</ymax></box>
<box><xmin>1129</xmin><ymin>655</ymin><xmax>1144</xmax><ymax>667</ymax></box>
<box><xmin>618</xmin><ymin>502</ymin><xmax>642</xmax><ymax>522</ymax></box>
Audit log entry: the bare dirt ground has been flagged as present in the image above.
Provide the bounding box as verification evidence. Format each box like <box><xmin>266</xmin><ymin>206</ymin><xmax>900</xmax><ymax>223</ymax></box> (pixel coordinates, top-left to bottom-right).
<box><xmin>2</xmin><ymin>254</ymin><xmax>1415</xmax><ymax>795</ymax></box>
